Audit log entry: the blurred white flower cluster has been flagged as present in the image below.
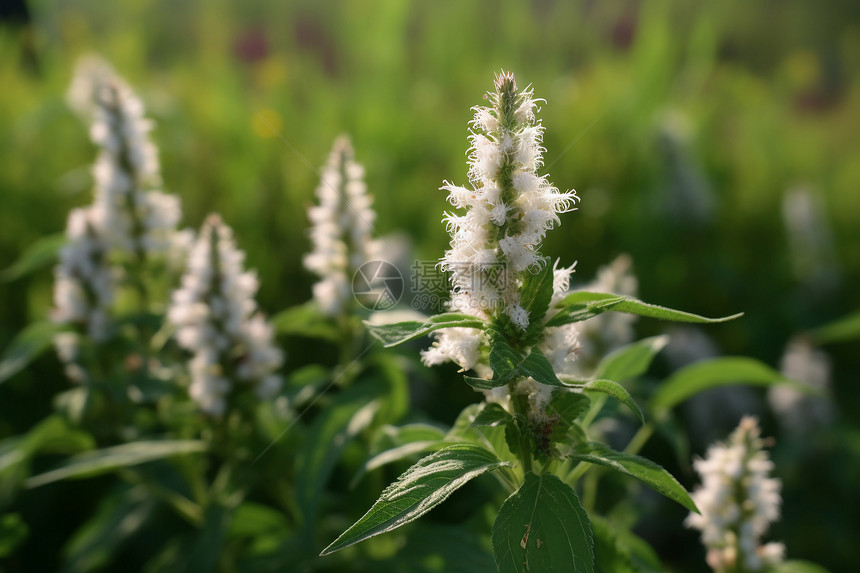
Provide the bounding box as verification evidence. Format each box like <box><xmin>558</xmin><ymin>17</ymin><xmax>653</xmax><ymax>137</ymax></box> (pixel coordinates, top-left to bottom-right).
<box><xmin>686</xmin><ymin>416</ymin><xmax>784</xmax><ymax>572</ymax></box>
<box><xmin>304</xmin><ymin>135</ymin><xmax>383</xmax><ymax>317</ymax></box>
<box><xmin>168</xmin><ymin>215</ymin><xmax>283</xmax><ymax>415</ymax></box>
<box><xmin>68</xmin><ymin>56</ymin><xmax>182</xmax><ymax>258</ymax></box>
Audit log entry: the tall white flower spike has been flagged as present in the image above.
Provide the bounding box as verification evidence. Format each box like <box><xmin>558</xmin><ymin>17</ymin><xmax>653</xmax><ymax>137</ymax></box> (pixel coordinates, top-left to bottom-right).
<box><xmin>168</xmin><ymin>215</ymin><xmax>284</xmax><ymax>415</ymax></box>
<box><xmin>304</xmin><ymin>135</ymin><xmax>383</xmax><ymax>317</ymax></box>
<box><xmin>686</xmin><ymin>417</ymin><xmax>785</xmax><ymax>572</ymax></box>
<box><xmin>424</xmin><ymin>71</ymin><xmax>577</xmax><ymax>372</ymax></box>
<box><xmin>69</xmin><ymin>56</ymin><xmax>182</xmax><ymax>260</ymax></box>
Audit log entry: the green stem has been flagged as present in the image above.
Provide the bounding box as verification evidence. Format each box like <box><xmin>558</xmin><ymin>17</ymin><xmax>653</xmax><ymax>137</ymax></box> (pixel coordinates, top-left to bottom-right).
<box><xmin>623</xmin><ymin>423</ymin><xmax>654</xmax><ymax>456</ymax></box>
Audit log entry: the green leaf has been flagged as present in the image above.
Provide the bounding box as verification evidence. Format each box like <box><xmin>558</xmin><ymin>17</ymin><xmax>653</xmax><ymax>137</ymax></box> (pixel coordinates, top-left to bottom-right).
<box><xmin>271</xmin><ymin>302</ymin><xmax>340</xmax><ymax>341</ymax></box>
<box><xmin>492</xmin><ymin>472</ymin><xmax>594</xmax><ymax>573</ymax></box>
<box><xmin>25</xmin><ymin>440</ymin><xmax>207</xmax><ymax>489</ymax></box>
<box><xmin>519</xmin><ymin>349</ymin><xmax>564</xmax><ymax>387</ymax></box>
<box><xmin>810</xmin><ymin>310</ymin><xmax>860</xmax><ymax>345</ymax></box>
<box><xmin>470</xmin><ymin>345</ymin><xmax>564</xmax><ymax>390</ymax></box>
<box><xmin>464</xmin><ymin>375</ymin><xmax>508</xmax><ymax>390</ymax></box>
<box><xmin>0</xmin><ymin>513</ymin><xmax>28</xmax><ymax>558</ymax></box>
<box><xmin>547</xmin><ymin>292</ymin><xmax>742</xmax><ymax>328</ymax></box>
<box><xmin>521</xmin><ymin>259</ymin><xmax>556</xmax><ymax>342</ymax></box>
<box><xmin>472</xmin><ymin>403</ymin><xmax>513</xmax><ymax>427</ymax></box>
<box><xmin>563</xmin><ymin>442</ymin><xmax>697</xmax><ymax>513</ymax></box>
<box><xmin>768</xmin><ymin>560</ymin><xmax>832</xmax><ymax>573</ymax></box>
<box><xmin>228</xmin><ymin>502</ymin><xmax>290</xmax><ymax>538</ymax></box>
<box><xmin>364</xmin><ymin>312</ymin><xmax>485</xmax><ymax>347</ymax></box>
<box><xmin>296</xmin><ymin>387</ymin><xmax>381</xmax><ymax>528</ymax></box>
<box><xmin>590</xmin><ymin>514</ymin><xmax>663</xmax><ymax>573</ymax></box>
<box><xmin>560</xmin><ymin>379</ymin><xmax>644</xmax><ymax>425</ymax></box>
<box><xmin>489</xmin><ymin>337</ymin><xmax>521</xmax><ymax>380</ymax></box>
<box><xmin>548</xmin><ymin>389</ymin><xmax>591</xmax><ymax>427</ymax></box>
<box><xmin>320</xmin><ymin>443</ymin><xmax>510</xmax><ymax>556</ymax></box>
<box><xmin>60</xmin><ymin>485</ymin><xmax>155</xmax><ymax>573</ymax></box>
<box><xmin>1</xmin><ymin>233</ymin><xmax>65</xmax><ymax>282</ymax></box>
<box><xmin>651</xmin><ymin>357</ymin><xmax>802</xmax><ymax>412</ymax></box>
<box><xmin>594</xmin><ymin>335</ymin><xmax>669</xmax><ymax>382</ymax></box>
<box><xmin>352</xmin><ymin>423</ymin><xmax>448</xmax><ymax>486</ymax></box>
<box><xmin>545</xmin><ymin>293</ymin><xmax>627</xmax><ymax>327</ymax></box>
<box><xmin>0</xmin><ymin>321</ymin><xmax>70</xmax><ymax>385</ymax></box>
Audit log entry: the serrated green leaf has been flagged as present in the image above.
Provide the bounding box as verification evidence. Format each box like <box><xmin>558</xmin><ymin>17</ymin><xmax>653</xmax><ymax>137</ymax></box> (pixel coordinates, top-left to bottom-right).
<box><xmin>1</xmin><ymin>233</ymin><xmax>65</xmax><ymax>282</ymax></box>
<box><xmin>810</xmin><ymin>310</ymin><xmax>860</xmax><ymax>345</ymax></box>
<box><xmin>560</xmin><ymin>379</ymin><xmax>644</xmax><ymax>425</ymax></box>
<box><xmin>464</xmin><ymin>375</ymin><xmax>509</xmax><ymax>390</ymax></box>
<box><xmin>594</xmin><ymin>336</ymin><xmax>669</xmax><ymax>382</ymax></box>
<box><xmin>492</xmin><ymin>472</ymin><xmax>594</xmax><ymax>573</ymax></box>
<box><xmin>0</xmin><ymin>321</ymin><xmax>71</xmax><ymax>385</ymax></box>
<box><xmin>25</xmin><ymin>440</ymin><xmax>207</xmax><ymax>489</ymax></box>
<box><xmin>651</xmin><ymin>357</ymin><xmax>802</xmax><ymax>412</ymax></box>
<box><xmin>320</xmin><ymin>444</ymin><xmax>510</xmax><ymax>556</ymax></box>
<box><xmin>271</xmin><ymin>302</ymin><xmax>340</xmax><ymax>341</ymax></box>
<box><xmin>563</xmin><ymin>442</ymin><xmax>697</xmax><ymax>513</ymax></box>
<box><xmin>521</xmin><ymin>259</ymin><xmax>556</xmax><ymax>342</ymax></box>
<box><xmin>490</xmin><ymin>337</ymin><xmax>521</xmax><ymax>380</ymax></box>
<box><xmin>545</xmin><ymin>293</ymin><xmax>627</xmax><ymax>327</ymax></box>
<box><xmin>547</xmin><ymin>292</ymin><xmax>741</xmax><ymax>328</ymax></box>
<box><xmin>548</xmin><ymin>389</ymin><xmax>591</xmax><ymax>427</ymax></box>
<box><xmin>472</xmin><ymin>403</ymin><xmax>513</xmax><ymax>427</ymax></box>
<box><xmin>519</xmin><ymin>349</ymin><xmax>564</xmax><ymax>387</ymax></box>
<box><xmin>364</xmin><ymin>313</ymin><xmax>485</xmax><ymax>347</ymax></box>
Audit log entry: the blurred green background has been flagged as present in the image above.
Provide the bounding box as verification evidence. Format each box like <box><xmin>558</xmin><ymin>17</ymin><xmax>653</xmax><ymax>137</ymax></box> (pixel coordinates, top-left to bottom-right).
<box><xmin>1</xmin><ymin>0</ymin><xmax>859</xmax><ymax>571</ymax></box>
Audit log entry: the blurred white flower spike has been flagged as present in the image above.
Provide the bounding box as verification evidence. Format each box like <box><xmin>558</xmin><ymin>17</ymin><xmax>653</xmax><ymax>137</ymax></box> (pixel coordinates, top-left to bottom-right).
<box><xmin>168</xmin><ymin>215</ymin><xmax>284</xmax><ymax>416</ymax></box>
<box><xmin>51</xmin><ymin>207</ymin><xmax>115</xmax><ymax>343</ymax></box>
<box><xmin>304</xmin><ymin>135</ymin><xmax>384</xmax><ymax>317</ymax></box>
<box><xmin>69</xmin><ymin>55</ymin><xmax>182</xmax><ymax>260</ymax></box>
<box><xmin>686</xmin><ymin>417</ymin><xmax>785</xmax><ymax>572</ymax></box>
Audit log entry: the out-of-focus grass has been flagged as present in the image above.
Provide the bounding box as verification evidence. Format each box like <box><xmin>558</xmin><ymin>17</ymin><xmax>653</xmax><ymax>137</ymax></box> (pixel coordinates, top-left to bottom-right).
<box><xmin>1</xmin><ymin>0</ymin><xmax>859</xmax><ymax>570</ymax></box>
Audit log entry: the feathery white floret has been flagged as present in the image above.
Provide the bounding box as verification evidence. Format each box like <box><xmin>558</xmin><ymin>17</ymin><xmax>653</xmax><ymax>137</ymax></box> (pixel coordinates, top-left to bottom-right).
<box><xmin>51</xmin><ymin>207</ymin><xmax>115</xmax><ymax>342</ymax></box>
<box><xmin>686</xmin><ymin>417</ymin><xmax>785</xmax><ymax>572</ymax></box>
<box><xmin>69</xmin><ymin>56</ymin><xmax>182</xmax><ymax>259</ymax></box>
<box><xmin>168</xmin><ymin>215</ymin><xmax>283</xmax><ymax>415</ymax></box>
<box><xmin>304</xmin><ymin>135</ymin><xmax>382</xmax><ymax>316</ymax></box>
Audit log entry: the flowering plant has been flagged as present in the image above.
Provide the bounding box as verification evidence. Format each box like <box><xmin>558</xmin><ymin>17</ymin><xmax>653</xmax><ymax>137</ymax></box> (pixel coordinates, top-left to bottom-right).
<box><xmin>320</xmin><ymin>72</ymin><xmax>747</xmax><ymax>571</ymax></box>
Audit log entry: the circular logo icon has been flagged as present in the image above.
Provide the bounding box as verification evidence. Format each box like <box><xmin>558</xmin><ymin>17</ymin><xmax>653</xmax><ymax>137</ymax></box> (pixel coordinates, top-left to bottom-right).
<box><xmin>352</xmin><ymin>260</ymin><xmax>404</xmax><ymax>311</ymax></box>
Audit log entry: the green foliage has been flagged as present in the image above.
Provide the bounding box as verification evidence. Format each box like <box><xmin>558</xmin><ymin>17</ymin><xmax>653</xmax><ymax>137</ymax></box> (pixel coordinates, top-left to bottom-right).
<box><xmin>547</xmin><ymin>292</ymin><xmax>742</xmax><ymax>328</ymax></box>
<box><xmin>0</xmin><ymin>321</ymin><xmax>69</xmax><ymax>385</ymax></box>
<box><xmin>321</xmin><ymin>443</ymin><xmax>511</xmax><ymax>555</ymax></box>
<box><xmin>365</xmin><ymin>313</ymin><xmax>486</xmax><ymax>347</ymax></box>
<box><xmin>651</xmin><ymin>356</ymin><xmax>804</xmax><ymax>412</ymax></box>
<box><xmin>593</xmin><ymin>335</ymin><xmax>669</xmax><ymax>382</ymax></box>
<box><xmin>562</xmin><ymin>442</ymin><xmax>698</xmax><ymax>513</ymax></box>
<box><xmin>0</xmin><ymin>233</ymin><xmax>65</xmax><ymax>283</ymax></box>
<box><xmin>492</xmin><ymin>472</ymin><xmax>594</xmax><ymax>573</ymax></box>
<box><xmin>25</xmin><ymin>440</ymin><xmax>207</xmax><ymax>488</ymax></box>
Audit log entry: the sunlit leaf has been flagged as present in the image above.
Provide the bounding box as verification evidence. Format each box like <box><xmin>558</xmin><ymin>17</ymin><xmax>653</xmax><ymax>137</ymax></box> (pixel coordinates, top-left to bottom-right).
<box><xmin>563</xmin><ymin>442</ymin><xmax>697</xmax><ymax>513</ymax></box>
<box><xmin>492</xmin><ymin>472</ymin><xmax>594</xmax><ymax>573</ymax></box>
<box><xmin>321</xmin><ymin>444</ymin><xmax>510</xmax><ymax>555</ymax></box>
<box><xmin>364</xmin><ymin>313</ymin><xmax>486</xmax><ymax>347</ymax></box>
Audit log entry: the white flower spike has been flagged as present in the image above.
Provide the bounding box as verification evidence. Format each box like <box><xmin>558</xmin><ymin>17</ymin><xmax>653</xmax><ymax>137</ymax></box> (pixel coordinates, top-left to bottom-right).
<box><xmin>168</xmin><ymin>215</ymin><xmax>284</xmax><ymax>415</ymax></box>
<box><xmin>686</xmin><ymin>417</ymin><xmax>785</xmax><ymax>572</ymax></box>
<box><xmin>304</xmin><ymin>135</ymin><xmax>383</xmax><ymax>317</ymax></box>
<box><xmin>70</xmin><ymin>56</ymin><xmax>182</xmax><ymax>260</ymax></box>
